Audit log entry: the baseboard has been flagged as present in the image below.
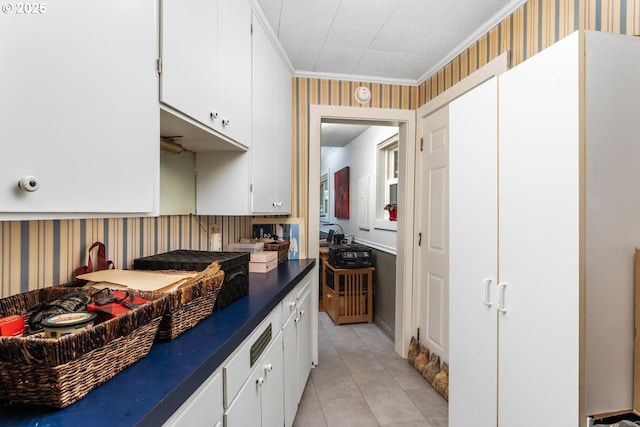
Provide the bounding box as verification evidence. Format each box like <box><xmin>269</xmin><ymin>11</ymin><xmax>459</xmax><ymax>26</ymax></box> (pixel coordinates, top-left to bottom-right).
<box><xmin>374</xmin><ymin>315</ymin><xmax>394</xmax><ymax>342</ymax></box>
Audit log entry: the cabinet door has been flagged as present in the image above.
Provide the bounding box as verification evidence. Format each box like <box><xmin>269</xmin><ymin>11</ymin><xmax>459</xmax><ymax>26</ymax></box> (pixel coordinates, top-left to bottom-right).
<box><xmin>448</xmin><ymin>77</ymin><xmax>498</xmax><ymax>427</ymax></box>
<box><xmin>261</xmin><ymin>332</ymin><xmax>284</xmax><ymax>427</ymax></box>
<box><xmin>282</xmin><ymin>309</ymin><xmax>298</xmax><ymax>427</ymax></box>
<box><xmin>273</xmin><ymin>52</ymin><xmax>293</xmax><ymax>212</ymax></box>
<box><xmin>225</xmin><ymin>365</ymin><xmax>262</xmax><ymax>427</ymax></box>
<box><xmin>196</xmin><ymin>151</ymin><xmax>250</xmax><ymax>215</ymax></box>
<box><xmin>498</xmin><ymin>32</ymin><xmax>580</xmax><ymax>426</ymax></box>
<box><xmin>296</xmin><ymin>286</ymin><xmax>312</xmax><ymax>402</ymax></box>
<box><xmin>0</xmin><ymin>0</ymin><xmax>157</xmax><ymax>215</ymax></box>
<box><xmin>251</xmin><ymin>19</ymin><xmax>292</xmax><ymax>214</ymax></box>
<box><xmin>160</xmin><ymin>0</ymin><xmax>217</xmax><ymax>129</ymax></box>
<box><xmin>163</xmin><ymin>371</ymin><xmax>223</xmax><ymax>427</ymax></box>
<box><xmin>216</xmin><ymin>0</ymin><xmax>251</xmax><ymax>146</ymax></box>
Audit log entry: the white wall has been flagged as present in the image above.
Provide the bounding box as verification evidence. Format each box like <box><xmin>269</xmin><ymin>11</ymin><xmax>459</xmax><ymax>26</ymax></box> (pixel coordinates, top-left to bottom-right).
<box><xmin>320</xmin><ymin>125</ymin><xmax>398</xmax><ymax>253</ymax></box>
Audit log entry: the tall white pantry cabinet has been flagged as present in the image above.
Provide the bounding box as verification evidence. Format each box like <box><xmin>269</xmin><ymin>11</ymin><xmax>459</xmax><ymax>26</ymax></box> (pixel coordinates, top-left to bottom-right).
<box><xmin>449</xmin><ymin>30</ymin><xmax>640</xmax><ymax>426</ymax></box>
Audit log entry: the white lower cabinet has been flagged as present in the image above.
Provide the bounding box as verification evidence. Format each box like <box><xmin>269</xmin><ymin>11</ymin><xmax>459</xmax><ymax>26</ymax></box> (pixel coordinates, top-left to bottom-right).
<box><xmin>162</xmin><ymin>370</ymin><xmax>223</xmax><ymax>427</ymax></box>
<box><xmin>282</xmin><ymin>278</ymin><xmax>312</xmax><ymax>427</ymax></box>
<box><xmin>295</xmin><ymin>287</ymin><xmax>312</xmax><ymax>402</ymax></box>
<box><xmin>225</xmin><ymin>333</ymin><xmax>283</xmax><ymax>427</ymax></box>
<box><xmin>163</xmin><ymin>271</ymin><xmax>314</xmax><ymax>427</ymax></box>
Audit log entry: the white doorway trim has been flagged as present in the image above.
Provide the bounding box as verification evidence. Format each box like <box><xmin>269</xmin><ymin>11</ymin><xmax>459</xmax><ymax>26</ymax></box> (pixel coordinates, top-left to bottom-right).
<box><xmin>309</xmin><ymin>105</ymin><xmax>416</xmax><ymax>356</ymax></box>
<box><xmin>412</xmin><ymin>52</ymin><xmax>509</xmax><ymax>357</ymax></box>
<box><xmin>416</xmin><ymin>52</ymin><xmax>510</xmax><ymax>118</ymax></box>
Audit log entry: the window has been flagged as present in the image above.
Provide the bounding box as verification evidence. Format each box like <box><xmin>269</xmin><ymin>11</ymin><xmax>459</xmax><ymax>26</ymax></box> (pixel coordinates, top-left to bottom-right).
<box><xmin>376</xmin><ymin>134</ymin><xmax>399</xmax><ymax>230</ymax></box>
<box><xmin>320</xmin><ymin>174</ymin><xmax>329</xmax><ymax>217</ymax></box>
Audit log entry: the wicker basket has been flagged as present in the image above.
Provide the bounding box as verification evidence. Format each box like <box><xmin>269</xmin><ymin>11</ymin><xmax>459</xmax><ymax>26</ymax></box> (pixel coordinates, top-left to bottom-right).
<box><xmin>264</xmin><ymin>241</ymin><xmax>290</xmax><ymax>264</ymax></box>
<box><xmin>155</xmin><ymin>261</ymin><xmax>225</xmax><ymax>341</ymax></box>
<box><xmin>0</xmin><ymin>286</ymin><xmax>167</xmax><ymax>408</ymax></box>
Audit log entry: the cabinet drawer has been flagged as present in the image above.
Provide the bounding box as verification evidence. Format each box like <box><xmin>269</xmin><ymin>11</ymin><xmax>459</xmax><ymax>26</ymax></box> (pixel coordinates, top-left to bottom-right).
<box><xmin>281</xmin><ymin>278</ymin><xmax>312</xmax><ymax>325</ymax></box>
<box><xmin>224</xmin><ymin>306</ymin><xmax>281</xmax><ymax>406</ymax></box>
<box><xmin>282</xmin><ymin>287</ymin><xmax>298</xmax><ymax>325</ymax></box>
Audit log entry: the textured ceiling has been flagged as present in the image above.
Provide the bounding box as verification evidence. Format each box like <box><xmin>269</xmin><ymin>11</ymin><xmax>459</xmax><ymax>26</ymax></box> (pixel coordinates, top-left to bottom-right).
<box><xmin>255</xmin><ymin>0</ymin><xmax>525</xmax><ymax>83</ymax></box>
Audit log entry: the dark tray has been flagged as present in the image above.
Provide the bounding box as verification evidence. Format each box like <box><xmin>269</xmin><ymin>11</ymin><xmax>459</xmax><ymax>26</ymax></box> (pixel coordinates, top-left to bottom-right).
<box><xmin>133</xmin><ymin>250</ymin><xmax>250</xmax><ymax>311</ymax></box>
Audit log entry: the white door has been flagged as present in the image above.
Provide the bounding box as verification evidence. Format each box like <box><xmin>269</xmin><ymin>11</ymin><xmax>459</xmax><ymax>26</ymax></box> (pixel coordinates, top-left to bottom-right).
<box><xmin>498</xmin><ymin>33</ymin><xmax>580</xmax><ymax>426</ymax></box>
<box><xmin>416</xmin><ymin>106</ymin><xmax>449</xmax><ymax>361</ymax></box>
<box><xmin>448</xmin><ymin>77</ymin><xmax>498</xmax><ymax>427</ymax></box>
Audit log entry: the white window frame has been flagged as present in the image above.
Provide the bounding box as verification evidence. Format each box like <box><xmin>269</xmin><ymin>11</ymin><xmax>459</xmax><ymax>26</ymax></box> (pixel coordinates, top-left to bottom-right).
<box><xmin>375</xmin><ymin>134</ymin><xmax>399</xmax><ymax>231</ymax></box>
<box><xmin>319</xmin><ymin>173</ymin><xmax>329</xmax><ymax>218</ymax></box>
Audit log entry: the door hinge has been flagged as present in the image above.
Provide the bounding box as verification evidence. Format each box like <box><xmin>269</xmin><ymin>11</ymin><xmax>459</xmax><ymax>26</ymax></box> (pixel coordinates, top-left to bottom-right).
<box><xmin>250</xmin><ymin>184</ymin><xmax>253</xmax><ymax>192</ymax></box>
<box><xmin>156</xmin><ymin>57</ymin><xmax>162</xmax><ymax>75</ymax></box>
<box><xmin>418</xmin><ymin>232</ymin><xmax>422</xmax><ymax>246</ymax></box>
<box><xmin>417</xmin><ymin>327</ymin><xmax>420</xmax><ymax>341</ymax></box>
<box><xmin>420</xmin><ymin>137</ymin><xmax>424</xmax><ymax>152</ymax></box>
<box><xmin>250</xmin><ymin>23</ymin><xmax>253</xmax><ymax>35</ymax></box>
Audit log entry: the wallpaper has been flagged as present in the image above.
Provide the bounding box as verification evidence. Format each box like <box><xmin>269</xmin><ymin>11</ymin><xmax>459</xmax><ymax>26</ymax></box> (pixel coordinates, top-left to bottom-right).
<box><xmin>2</xmin><ymin>0</ymin><xmax>639</xmax><ymax>297</ymax></box>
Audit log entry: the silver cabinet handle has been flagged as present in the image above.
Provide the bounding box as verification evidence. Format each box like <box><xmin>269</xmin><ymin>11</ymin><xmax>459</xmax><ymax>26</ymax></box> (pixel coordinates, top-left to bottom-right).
<box><xmin>256</xmin><ymin>377</ymin><xmax>264</xmax><ymax>386</ymax></box>
<box><xmin>482</xmin><ymin>278</ymin><xmax>493</xmax><ymax>307</ymax></box>
<box><xmin>264</xmin><ymin>363</ymin><xmax>273</xmax><ymax>373</ymax></box>
<box><xmin>497</xmin><ymin>282</ymin><xmax>508</xmax><ymax>313</ymax></box>
<box><xmin>222</xmin><ymin>117</ymin><xmax>230</xmax><ymax>126</ymax></box>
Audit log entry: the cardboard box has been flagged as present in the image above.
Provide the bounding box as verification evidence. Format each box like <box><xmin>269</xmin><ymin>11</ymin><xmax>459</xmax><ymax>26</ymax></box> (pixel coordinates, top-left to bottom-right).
<box><xmin>249</xmin><ymin>259</ymin><xmax>278</xmax><ymax>273</ymax></box>
<box><xmin>250</xmin><ymin>251</ymin><xmax>278</xmax><ymax>263</ymax></box>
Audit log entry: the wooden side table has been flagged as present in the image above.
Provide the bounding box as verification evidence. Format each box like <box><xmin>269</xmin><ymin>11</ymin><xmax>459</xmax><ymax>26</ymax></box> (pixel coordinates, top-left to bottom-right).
<box><xmin>322</xmin><ymin>261</ymin><xmax>374</xmax><ymax>326</ymax></box>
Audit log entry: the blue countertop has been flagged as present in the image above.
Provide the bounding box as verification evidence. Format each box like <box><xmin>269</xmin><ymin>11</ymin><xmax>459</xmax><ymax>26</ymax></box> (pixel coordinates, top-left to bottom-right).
<box><xmin>0</xmin><ymin>259</ymin><xmax>316</xmax><ymax>427</ymax></box>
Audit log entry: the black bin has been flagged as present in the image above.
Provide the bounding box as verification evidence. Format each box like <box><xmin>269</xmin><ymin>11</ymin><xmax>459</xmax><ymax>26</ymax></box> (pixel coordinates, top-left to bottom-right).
<box><xmin>133</xmin><ymin>250</ymin><xmax>249</xmax><ymax>311</ymax></box>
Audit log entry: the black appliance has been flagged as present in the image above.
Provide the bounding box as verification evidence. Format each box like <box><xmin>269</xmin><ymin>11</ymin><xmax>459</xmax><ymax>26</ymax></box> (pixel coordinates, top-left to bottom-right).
<box><xmin>328</xmin><ymin>244</ymin><xmax>373</xmax><ymax>269</ymax></box>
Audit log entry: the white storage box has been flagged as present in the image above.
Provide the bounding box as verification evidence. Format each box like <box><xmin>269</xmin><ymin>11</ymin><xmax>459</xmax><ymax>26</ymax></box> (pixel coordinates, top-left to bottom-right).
<box><xmin>250</xmin><ymin>251</ymin><xmax>278</xmax><ymax>263</ymax></box>
<box><xmin>249</xmin><ymin>259</ymin><xmax>278</xmax><ymax>273</ymax></box>
<box><xmin>227</xmin><ymin>242</ymin><xmax>264</xmax><ymax>253</ymax></box>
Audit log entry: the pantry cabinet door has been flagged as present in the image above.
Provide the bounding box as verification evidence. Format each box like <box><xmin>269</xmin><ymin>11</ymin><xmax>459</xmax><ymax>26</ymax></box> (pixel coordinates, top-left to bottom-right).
<box><xmin>0</xmin><ymin>0</ymin><xmax>158</xmax><ymax>215</ymax></box>
<box><xmin>497</xmin><ymin>32</ymin><xmax>581</xmax><ymax>427</ymax></box>
<box><xmin>448</xmin><ymin>77</ymin><xmax>498</xmax><ymax>427</ymax></box>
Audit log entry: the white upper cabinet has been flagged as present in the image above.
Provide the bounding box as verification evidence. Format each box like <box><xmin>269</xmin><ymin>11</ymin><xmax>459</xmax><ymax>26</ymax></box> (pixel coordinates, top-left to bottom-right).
<box><xmin>160</xmin><ymin>0</ymin><xmax>252</xmax><ymax>150</ymax></box>
<box><xmin>250</xmin><ymin>17</ymin><xmax>292</xmax><ymax>214</ymax></box>
<box><xmin>0</xmin><ymin>0</ymin><xmax>158</xmax><ymax>219</ymax></box>
<box><xmin>196</xmin><ymin>14</ymin><xmax>292</xmax><ymax>216</ymax></box>
<box><xmin>160</xmin><ymin>0</ymin><xmax>217</xmax><ymax>132</ymax></box>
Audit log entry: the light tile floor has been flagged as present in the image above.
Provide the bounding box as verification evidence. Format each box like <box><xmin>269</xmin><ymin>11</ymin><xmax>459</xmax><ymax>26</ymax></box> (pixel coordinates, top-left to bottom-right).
<box><xmin>293</xmin><ymin>312</ymin><xmax>448</xmax><ymax>427</ymax></box>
